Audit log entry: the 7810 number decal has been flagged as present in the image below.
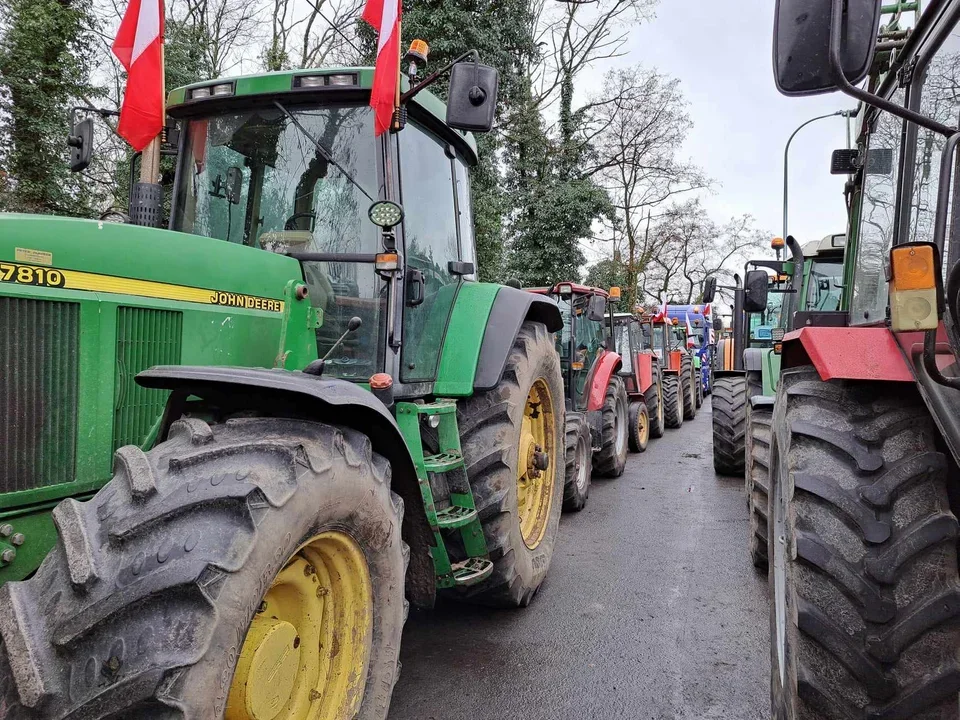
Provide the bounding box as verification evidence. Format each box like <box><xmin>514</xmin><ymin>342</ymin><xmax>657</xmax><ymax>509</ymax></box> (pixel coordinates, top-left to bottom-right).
<box><xmin>0</xmin><ymin>263</ymin><xmax>66</xmax><ymax>288</ymax></box>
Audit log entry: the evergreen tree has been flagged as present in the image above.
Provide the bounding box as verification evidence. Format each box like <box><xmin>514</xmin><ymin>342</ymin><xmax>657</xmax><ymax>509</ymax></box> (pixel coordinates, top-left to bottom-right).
<box><xmin>0</xmin><ymin>0</ymin><xmax>98</xmax><ymax>215</ymax></box>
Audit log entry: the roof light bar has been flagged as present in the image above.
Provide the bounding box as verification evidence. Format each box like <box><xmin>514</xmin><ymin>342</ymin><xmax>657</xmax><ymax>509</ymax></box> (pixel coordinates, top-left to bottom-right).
<box><xmin>293</xmin><ymin>73</ymin><xmax>359</xmax><ymax>89</ymax></box>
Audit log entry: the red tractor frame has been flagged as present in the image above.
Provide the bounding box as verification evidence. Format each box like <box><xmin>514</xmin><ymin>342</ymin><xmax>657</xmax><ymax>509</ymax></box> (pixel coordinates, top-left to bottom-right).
<box><xmin>611</xmin><ymin>312</ymin><xmax>665</xmax><ymax>449</ymax></box>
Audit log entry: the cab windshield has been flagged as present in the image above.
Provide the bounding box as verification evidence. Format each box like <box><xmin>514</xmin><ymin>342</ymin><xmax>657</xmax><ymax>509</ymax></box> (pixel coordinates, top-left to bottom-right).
<box><xmin>172</xmin><ymin>105</ymin><xmax>383</xmax><ymax>379</ymax></box>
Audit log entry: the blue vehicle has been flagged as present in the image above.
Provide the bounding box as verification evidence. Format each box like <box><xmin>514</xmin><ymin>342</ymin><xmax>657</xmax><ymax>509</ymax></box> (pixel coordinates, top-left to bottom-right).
<box><xmin>666</xmin><ymin>304</ymin><xmax>712</xmax><ymax>401</ymax></box>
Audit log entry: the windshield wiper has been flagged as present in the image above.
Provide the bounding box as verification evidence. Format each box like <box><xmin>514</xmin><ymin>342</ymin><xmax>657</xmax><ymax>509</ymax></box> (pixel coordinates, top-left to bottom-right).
<box><xmin>273</xmin><ymin>101</ymin><xmax>375</xmax><ymax>203</ymax></box>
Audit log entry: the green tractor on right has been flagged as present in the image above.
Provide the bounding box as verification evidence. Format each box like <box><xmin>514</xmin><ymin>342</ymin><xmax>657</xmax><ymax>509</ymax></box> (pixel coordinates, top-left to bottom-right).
<box><xmin>764</xmin><ymin>0</ymin><xmax>960</xmax><ymax>716</ymax></box>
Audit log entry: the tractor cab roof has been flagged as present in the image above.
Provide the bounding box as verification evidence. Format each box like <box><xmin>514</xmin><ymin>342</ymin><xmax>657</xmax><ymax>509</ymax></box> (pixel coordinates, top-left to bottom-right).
<box><xmin>802</xmin><ymin>233</ymin><xmax>846</xmax><ymax>258</ymax></box>
<box><xmin>166</xmin><ymin>66</ymin><xmax>478</xmax><ymax>162</ymax></box>
<box><xmin>526</xmin><ymin>283</ymin><xmax>609</xmax><ymax>298</ymax></box>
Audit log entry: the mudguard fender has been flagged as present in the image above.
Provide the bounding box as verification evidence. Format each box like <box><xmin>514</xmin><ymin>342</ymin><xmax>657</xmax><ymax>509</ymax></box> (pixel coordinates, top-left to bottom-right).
<box><xmin>137</xmin><ymin>365</ymin><xmax>437</xmax><ymax>608</ymax></box>
<box><xmin>586</xmin><ymin>351</ymin><xmax>623</xmax><ymax>412</ymax></box>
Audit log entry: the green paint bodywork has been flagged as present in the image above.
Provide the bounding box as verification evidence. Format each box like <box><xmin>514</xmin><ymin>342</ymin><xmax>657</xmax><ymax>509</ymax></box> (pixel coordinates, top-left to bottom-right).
<box><xmin>434</xmin><ymin>282</ymin><xmax>501</xmax><ymax>396</ymax></box>
<box><xmin>1</xmin><ymin>66</ymin><xmax>506</xmax><ymax>592</ymax></box>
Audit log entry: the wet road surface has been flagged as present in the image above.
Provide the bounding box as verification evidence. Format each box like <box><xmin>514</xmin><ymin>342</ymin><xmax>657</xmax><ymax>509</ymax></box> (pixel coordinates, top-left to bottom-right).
<box><xmin>389</xmin><ymin>398</ymin><xmax>770</xmax><ymax>720</ymax></box>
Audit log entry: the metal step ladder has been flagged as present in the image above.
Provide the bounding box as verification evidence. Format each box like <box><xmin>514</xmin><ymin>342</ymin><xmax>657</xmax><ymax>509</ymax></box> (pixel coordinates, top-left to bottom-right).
<box><xmin>395</xmin><ymin>400</ymin><xmax>492</xmax><ymax>588</ymax></box>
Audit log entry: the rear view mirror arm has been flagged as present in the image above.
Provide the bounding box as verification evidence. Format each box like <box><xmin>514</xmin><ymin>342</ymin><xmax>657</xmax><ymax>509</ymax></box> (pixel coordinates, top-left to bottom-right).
<box><xmin>829</xmin><ymin>0</ymin><xmax>954</xmax><ymax>137</ymax></box>
<box><xmin>401</xmin><ymin>50</ymin><xmax>478</xmax><ymax>104</ymax></box>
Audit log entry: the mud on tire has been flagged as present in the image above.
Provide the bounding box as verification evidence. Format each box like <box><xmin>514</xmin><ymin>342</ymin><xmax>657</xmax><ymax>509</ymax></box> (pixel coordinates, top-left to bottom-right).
<box><xmin>447</xmin><ymin>321</ymin><xmax>565</xmax><ymax>607</ymax></box>
<box><xmin>663</xmin><ymin>374</ymin><xmax>683</xmax><ymax>429</ymax></box>
<box><xmin>645</xmin><ymin>362</ymin><xmax>665</xmax><ymax>439</ymax></box>
<box><xmin>711</xmin><ymin>375</ymin><xmax>746</xmax><ymax>476</ymax></box>
<box><xmin>0</xmin><ymin>418</ymin><xmax>407</xmax><ymax>720</ymax></box>
<box><xmin>769</xmin><ymin>366</ymin><xmax>960</xmax><ymax>719</ymax></box>
<box><xmin>562</xmin><ymin>413</ymin><xmax>593</xmax><ymax>512</ymax></box>
<box><xmin>593</xmin><ymin>375</ymin><xmax>629</xmax><ymax>478</ymax></box>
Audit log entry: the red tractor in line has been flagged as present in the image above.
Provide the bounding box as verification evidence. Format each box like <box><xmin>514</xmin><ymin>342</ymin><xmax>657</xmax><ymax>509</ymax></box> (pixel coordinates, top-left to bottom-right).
<box><xmin>612</xmin><ymin>312</ymin><xmax>665</xmax><ymax>449</ymax></box>
<box><xmin>527</xmin><ymin>283</ymin><xmax>629</xmax><ymax>510</ymax></box>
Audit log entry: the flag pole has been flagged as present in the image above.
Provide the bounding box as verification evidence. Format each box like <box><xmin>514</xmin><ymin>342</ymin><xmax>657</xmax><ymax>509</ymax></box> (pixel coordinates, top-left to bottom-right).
<box><xmin>139</xmin><ymin>1</ymin><xmax>165</xmax><ymax>184</ymax></box>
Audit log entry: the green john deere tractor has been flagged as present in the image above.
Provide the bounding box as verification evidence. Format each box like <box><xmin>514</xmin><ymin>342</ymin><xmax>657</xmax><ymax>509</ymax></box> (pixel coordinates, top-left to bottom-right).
<box><xmin>0</xmin><ymin>59</ymin><xmax>568</xmax><ymax>719</ymax></box>
<box><xmin>767</xmin><ymin>0</ymin><xmax>960</xmax><ymax>715</ymax></box>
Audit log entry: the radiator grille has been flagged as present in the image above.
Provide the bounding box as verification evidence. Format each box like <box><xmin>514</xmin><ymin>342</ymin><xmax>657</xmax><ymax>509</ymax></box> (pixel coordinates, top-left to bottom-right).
<box><xmin>0</xmin><ymin>298</ymin><xmax>80</xmax><ymax>493</ymax></box>
<box><xmin>114</xmin><ymin>307</ymin><xmax>182</xmax><ymax>449</ymax></box>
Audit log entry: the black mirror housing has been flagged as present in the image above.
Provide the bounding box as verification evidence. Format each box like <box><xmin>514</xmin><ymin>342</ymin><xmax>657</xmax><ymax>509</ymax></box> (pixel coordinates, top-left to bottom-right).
<box><xmin>744</xmin><ymin>270</ymin><xmax>770</xmax><ymax>313</ymax></box>
<box><xmin>702</xmin><ymin>276</ymin><xmax>717</xmax><ymax>303</ymax></box>
<box><xmin>446</xmin><ymin>62</ymin><xmax>499</xmax><ymax>133</ymax></box>
<box><xmin>831</xmin><ymin>148</ymin><xmax>859</xmax><ymax>174</ymax></box>
<box><xmin>586</xmin><ymin>294</ymin><xmax>607</xmax><ymax>322</ymax></box>
<box><xmin>773</xmin><ymin>0</ymin><xmax>883</xmax><ymax>96</ymax></box>
<box><xmin>67</xmin><ymin>117</ymin><xmax>94</xmax><ymax>173</ymax></box>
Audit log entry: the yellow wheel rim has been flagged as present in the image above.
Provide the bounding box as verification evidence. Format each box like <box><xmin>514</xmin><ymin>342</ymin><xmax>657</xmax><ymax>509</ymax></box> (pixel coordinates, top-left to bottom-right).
<box><xmin>638</xmin><ymin>407</ymin><xmax>649</xmax><ymax>445</ymax></box>
<box><xmin>226</xmin><ymin>531</ymin><xmax>373</xmax><ymax>720</ymax></box>
<box><xmin>517</xmin><ymin>378</ymin><xmax>556</xmax><ymax>549</ymax></box>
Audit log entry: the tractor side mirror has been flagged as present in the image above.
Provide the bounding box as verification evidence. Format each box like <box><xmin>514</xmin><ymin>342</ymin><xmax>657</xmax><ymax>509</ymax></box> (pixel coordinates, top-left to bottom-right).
<box><xmin>702</xmin><ymin>276</ymin><xmax>717</xmax><ymax>303</ymax></box>
<box><xmin>773</xmin><ymin>0</ymin><xmax>882</xmax><ymax>96</ymax></box>
<box><xmin>586</xmin><ymin>294</ymin><xmax>606</xmax><ymax>322</ymax></box>
<box><xmin>67</xmin><ymin>117</ymin><xmax>94</xmax><ymax>173</ymax></box>
<box><xmin>866</xmin><ymin>147</ymin><xmax>894</xmax><ymax>175</ymax></box>
<box><xmin>447</xmin><ymin>61</ymin><xmax>499</xmax><ymax>132</ymax></box>
<box><xmin>743</xmin><ymin>270</ymin><xmax>769</xmax><ymax>313</ymax></box>
<box><xmin>830</xmin><ymin>148</ymin><xmax>858</xmax><ymax>174</ymax></box>
<box><xmin>713</xmin><ymin>316</ymin><xmax>724</xmax><ymax>333</ymax></box>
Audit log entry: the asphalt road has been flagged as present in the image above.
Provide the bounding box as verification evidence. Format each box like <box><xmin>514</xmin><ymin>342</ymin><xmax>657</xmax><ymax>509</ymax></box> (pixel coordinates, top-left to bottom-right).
<box><xmin>388</xmin><ymin>397</ymin><xmax>771</xmax><ymax>720</ymax></box>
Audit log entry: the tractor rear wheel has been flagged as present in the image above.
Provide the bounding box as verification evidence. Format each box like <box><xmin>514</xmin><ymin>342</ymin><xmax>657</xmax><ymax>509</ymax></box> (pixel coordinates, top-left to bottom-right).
<box><xmin>562</xmin><ymin>413</ymin><xmax>593</xmax><ymax>512</ymax></box>
<box><xmin>746</xmin><ymin>399</ymin><xmax>772</xmax><ymax>569</ymax></box>
<box><xmin>681</xmin><ymin>356</ymin><xmax>697</xmax><ymax>420</ymax></box>
<box><xmin>593</xmin><ymin>375</ymin><xmax>629</xmax><ymax>477</ymax></box>
<box><xmin>645</xmin><ymin>363</ymin><xmax>665</xmax><ymax>439</ymax></box>
<box><xmin>450</xmin><ymin>321</ymin><xmax>564</xmax><ymax>607</ymax></box>
<box><xmin>769</xmin><ymin>366</ymin><xmax>960</xmax><ymax>719</ymax></box>
<box><xmin>0</xmin><ymin>418</ymin><xmax>407</xmax><ymax>720</ymax></box>
<box><xmin>711</xmin><ymin>375</ymin><xmax>746</xmax><ymax>475</ymax></box>
<box><xmin>663</xmin><ymin>374</ymin><xmax>683</xmax><ymax>429</ymax></box>
<box><xmin>628</xmin><ymin>400</ymin><xmax>650</xmax><ymax>453</ymax></box>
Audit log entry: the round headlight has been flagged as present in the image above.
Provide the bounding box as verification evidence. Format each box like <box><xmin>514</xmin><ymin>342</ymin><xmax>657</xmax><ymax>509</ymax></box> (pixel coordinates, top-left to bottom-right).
<box><xmin>368</xmin><ymin>200</ymin><xmax>404</xmax><ymax>230</ymax></box>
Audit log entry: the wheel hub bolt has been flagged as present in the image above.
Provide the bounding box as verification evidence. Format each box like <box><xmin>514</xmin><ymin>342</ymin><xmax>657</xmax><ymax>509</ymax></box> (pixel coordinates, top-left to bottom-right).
<box><xmin>0</xmin><ymin>524</ymin><xmax>11</xmax><ymax>538</ymax></box>
<box><xmin>10</xmin><ymin>533</ymin><xmax>24</xmax><ymax>546</ymax></box>
<box><xmin>1</xmin><ymin>549</ymin><xmax>15</xmax><ymax>563</ymax></box>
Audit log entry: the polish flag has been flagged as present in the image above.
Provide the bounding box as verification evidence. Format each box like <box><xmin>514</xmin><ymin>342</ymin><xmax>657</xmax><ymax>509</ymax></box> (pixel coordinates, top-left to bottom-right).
<box><xmin>703</xmin><ymin>303</ymin><xmax>711</xmax><ymax>317</ymax></box>
<box><xmin>362</xmin><ymin>0</ymin><xmax>401</xmax><ymax>136</ymax></box>
<box><xmin>654</xmin><ymin>298</ymin><xmax>668</xmax><ymax>322</ymax></box>
<box><xmin>112</xmin><ymin>0</ymin><xmax>165</xmax><ymax>152</ymax></box>
<box><xmin>685</xmin><ymin>313</ymin><xmax>695</xmax><ymax>348</ymax></box>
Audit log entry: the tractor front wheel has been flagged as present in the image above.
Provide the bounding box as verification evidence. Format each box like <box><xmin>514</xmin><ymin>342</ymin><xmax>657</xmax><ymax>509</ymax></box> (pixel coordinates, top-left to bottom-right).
<box><xmin>663</xmin><ymin>374</ymin><xmax>683</xmax><ymax>429</ymax></box>
<box><xmin>562</xmin><ymin>413</ymin><xmax>593</xmax><ymax>512</ymax></box>
<box><xmin>628</xmin><ymin>401</ymin><xmax>650</xmax><ymax>453</ymax></box>
<box><xmin>695</xmin><ymin>373</ymin><xmax>703</xmax><ymax>409</ymax></box>
<box><xmin>711</xmin><ymin>375</ymin><xmax>746</xmax><ymax>476</ymax></box>
<box><xmin>0</xmin><ymin>418</ymin><xmax>407</xmax><ymax>720</ymax></box>
<box><xmin>450</xmin><ymin>321</ymin><xmax>564</xmax><ymax>607</ymax></box>
<box><xmin>592</xmin><ymin>375</ymin><xmax>629</xmax><ymax>478</ymax></box>
<box><xmin>681</xmin><ymin>356</ymin><xmax>697</xmax><ymax>420</ymax></box>
<box><xmin>645</xmin><ymin>363</ymin><xmax>665</xmax><ymax>439</ymax></box>
<box><xmin>746</xmin><ymin>399</ymin><xmax>772</xmax><ymax>569</ymax></box>
<box><xmin>769</xmin><ymin>366</ymin><xmax>960</xmax><ymax>719</ymax></box>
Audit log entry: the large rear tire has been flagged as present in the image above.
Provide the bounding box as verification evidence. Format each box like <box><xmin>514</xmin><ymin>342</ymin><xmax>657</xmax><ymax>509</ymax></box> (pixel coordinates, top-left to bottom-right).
<box><xmin>681</xmin><ymin>356</ymin><xmax>697</xmax><ymax>420</ymax></box>
<box><xmin>592</xmin><ymin>375</ymin><xmax>629</xmax><ymax>478</ymax></box>
<box><xmin>747</xmin><ymin>399</ymin><xmax>772</xmax><ymax>569</ymax></box>
<box><xmin>645</xmin><ymin>363</ymin><xmax>665</xmax><ymax>439</ymax></box>
<box><xmin>628</xmin><ymin>401</ymin><xmax>650</xmax><ymax>453</ymax></box>
<box><xmin>562</xmin><ymin>413</ymin><xmax>593</xmax><ymax>512</ymax></box>
<box><xmin>711</xmin><ymin>375</ymin><xmax>746</xmax><ymax>475</ymax></box>
<box><xmin>769</xmin><ymin>366</ymin><xmax>960</xmax><ymax>719</ymax></box>
<box><xmin>450</xmin><ymin>321</ymin><xmax>564</xmax><ymax>607</ymax></box>
<box><xmin>0</xmin><ymin>418</ymin><xmax>407</xmax><ymax>720</ymax></box>
<box><xmin>663</xmin><ymin>374</ymin><xmax>683</xmax><ymax>429</ymax></box>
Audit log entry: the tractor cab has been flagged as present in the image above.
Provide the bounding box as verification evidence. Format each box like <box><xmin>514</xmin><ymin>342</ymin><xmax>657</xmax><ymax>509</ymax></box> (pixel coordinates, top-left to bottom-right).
<box><xmin>163</xmin><ymin>68</ymin><xmax>486</xmax><ymax>383</ymax></box>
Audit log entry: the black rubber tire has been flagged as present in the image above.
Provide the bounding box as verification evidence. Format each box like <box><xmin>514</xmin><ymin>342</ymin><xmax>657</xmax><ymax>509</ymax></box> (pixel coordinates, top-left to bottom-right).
<box><xmin>695</xmin><ymin>372</ymin><xmax>703</xmax><ymax>409</ymax></box>
<box><xmin>592</xmin><ymin>375</ymin><xmax>629</xmax><ymax>478</ymax></box>
<box><xmin>663</xmin><ymin>374</ymin><xmax>683</xmax><ymax>429</ymax></box>
<box><xmin>747</xmin><ymin>400</ymin><xmax>772</xmax><ymax>570</ymax></box>
<box><xmin>645</xmin><ymin>363</ymin><xmax>665</xmax><ymax>439</ymax></box>
<box><xmin>0</xmin><ymin>417</ymin><xmax>407</xmax><ymax>719</ymax></box>
<box><xmin>562</xmin><ymin>413</ymin><xmax>593</xmax><ymax>512</ymax></box>
<box><xmin>744</xmin><ymin>371</ymin><xmax>764</xmax><ymax>497</ymax></box>
<box><xmin>712</xmin><ymin>375</ymin><xmax>746</xmax><ymax>476</ymax></box>
<box><xmin>769</xmin><ymin>366</ymin><xmax>960</xmax><ymax>719</ymax></box>
<box><xmin>449</xmin><ymin>321</ymin><xmax>564</xmax><ymax>607</ymax></box>
<box><xmin>627</xmin><ymin>400</ymin><xmax>650</xmax><ymax>453</ymax></box>
<box><xmin>681</xmin><ymin>356</ymin><xmax>697</xmax><ymax>420</ymax></box>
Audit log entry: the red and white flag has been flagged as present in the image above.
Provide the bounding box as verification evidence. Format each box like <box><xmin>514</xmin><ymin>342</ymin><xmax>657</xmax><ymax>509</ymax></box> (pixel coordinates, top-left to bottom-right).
<box><xmin>703</xmin><ymin>303</ymin><xmax>711</xmax><ymax>317</ymax></box>
<box><xmin>362</xmin><ymin>0</ymin><xmax>401</xmax><ymax>136</ymax></box>
<box><xmin>113</xmin><ymin>0</ymin><xmax>165</xmax><ymax>152</ymax></box>
<box><xmin>654</xmin><ymin>298</ymin><xmax>668</xmax><ymax>322</ymax></box>
<box><xmin>685</xmin><ymin>313</ymin><xmax>695</xmax><ymax>348</ymax></box>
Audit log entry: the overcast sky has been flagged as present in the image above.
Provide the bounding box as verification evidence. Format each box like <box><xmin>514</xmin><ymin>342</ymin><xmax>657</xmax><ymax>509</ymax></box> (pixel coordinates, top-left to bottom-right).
<box><xmin>587</xmin><ymin>0</ymin><xmax>858</xmax><ymax>246</ymax></box>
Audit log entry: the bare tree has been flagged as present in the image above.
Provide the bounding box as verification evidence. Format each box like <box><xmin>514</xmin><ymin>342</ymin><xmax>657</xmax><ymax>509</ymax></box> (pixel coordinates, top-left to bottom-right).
<box><xmin>262</xmin><ymin>0</ymin><xmax>365</xmax><ymax>72</ymax></box>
